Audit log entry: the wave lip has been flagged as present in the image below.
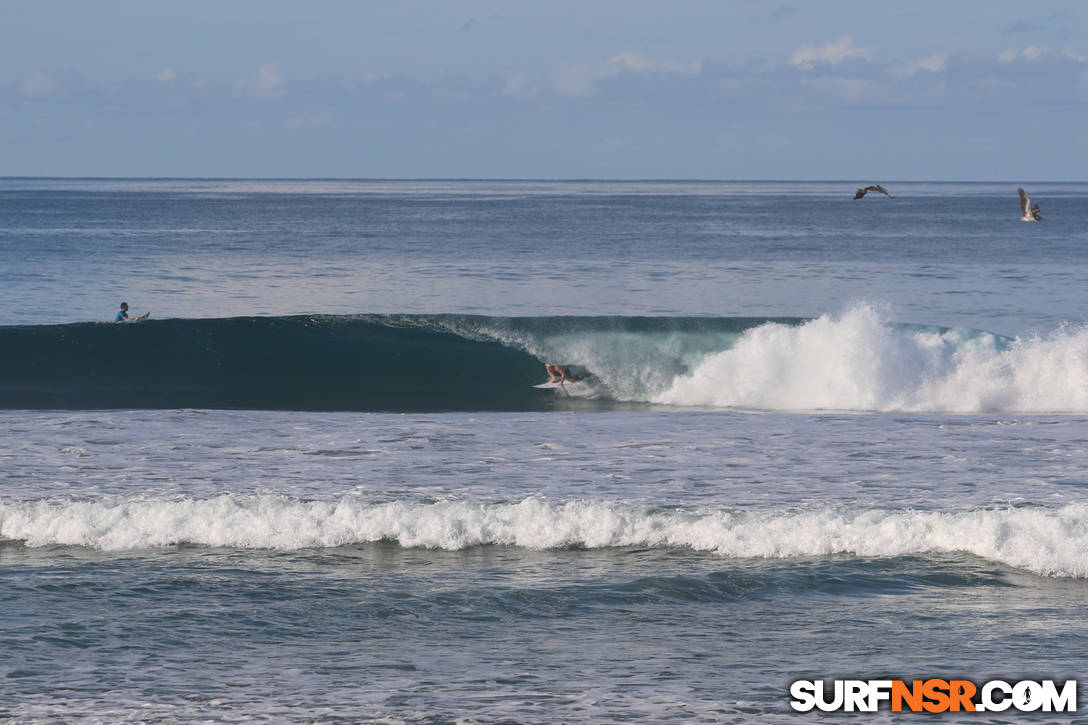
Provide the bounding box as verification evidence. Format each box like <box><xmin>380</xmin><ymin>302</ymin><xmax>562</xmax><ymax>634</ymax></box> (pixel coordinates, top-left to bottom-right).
<box><xmin>3</xmin><ymin>496</ymin><xmax>1087</xmax><ymax>578</ymax></box>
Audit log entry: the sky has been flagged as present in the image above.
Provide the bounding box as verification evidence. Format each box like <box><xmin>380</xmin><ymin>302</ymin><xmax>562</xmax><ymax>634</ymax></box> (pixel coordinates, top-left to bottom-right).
<box><xmin>1</xmin><ymin>0</ymin><xmax>1085</xmax><ymax>179</ymax></box>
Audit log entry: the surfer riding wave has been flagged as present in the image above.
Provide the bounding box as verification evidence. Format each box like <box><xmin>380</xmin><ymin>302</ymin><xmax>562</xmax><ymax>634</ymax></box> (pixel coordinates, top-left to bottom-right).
<box><xmin>545</xmin><ymin>364</ymin><xmax>585</xmax><ymax>385</ymax></box>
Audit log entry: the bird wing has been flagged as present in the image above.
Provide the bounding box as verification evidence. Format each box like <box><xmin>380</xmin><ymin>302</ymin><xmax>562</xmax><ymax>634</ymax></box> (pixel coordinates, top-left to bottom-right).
<box><xmin>1018</xmin><ymin>187</ymin><xmax>1030</xmax><ymax>216</ymax></box>
<box><xmin>872</xmin><ymin>184</ymin><xmax>892</xmax><ymax>197</ymax></box>
<box><xmin>853</xmin><ymin>187</ymin><xmax>866</xmax><ymax>199</ymax></box>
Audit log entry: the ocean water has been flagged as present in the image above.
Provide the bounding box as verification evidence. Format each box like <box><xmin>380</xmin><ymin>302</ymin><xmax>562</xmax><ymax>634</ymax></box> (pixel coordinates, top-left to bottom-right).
<box><xmin>2</xmin><ymin>179</ymin><xmax>1088</xmax><ymax>722</ymax></box>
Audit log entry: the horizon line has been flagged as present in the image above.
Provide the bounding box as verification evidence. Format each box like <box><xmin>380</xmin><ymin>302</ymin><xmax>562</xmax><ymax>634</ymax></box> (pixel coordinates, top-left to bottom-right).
<box><xmin>1</xmin><ymin>176</ymin><xmax>1084</xmax><ymax>184</ymax></box>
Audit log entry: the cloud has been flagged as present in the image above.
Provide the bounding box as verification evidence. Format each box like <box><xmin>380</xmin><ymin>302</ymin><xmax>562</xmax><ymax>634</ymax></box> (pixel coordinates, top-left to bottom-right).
<box><xmin>553</xmin><ymin>52</ymin><xmax>703</xmax><ymax>96</ymax></box>
<box><xmin>770</xmin><ymin>5</ymin><xmax>797</xmax><ymax>21</ymax></box>
<box><xmin>238</xmin><ymin>62</ymin><xmax>285</xmax><ymax>99</ymax></box>
<box><xmin>891</xmin><ymin>53</ymin><xmax>948</xmax><ymax>77</ymax></box>
<box><xmin>20</xmin><ymin>73</ymin><xmax>59</xmax><ymax>98</ymax></box>
<box><xmin>504</xmin><ymin>72</ymin><xmax>528</xmax><ymax>94</ymax></box>
<box><xmin>1003</xmin><ymin>9</ymin><xmax>1076</xmax><ymax>38</ymax></box>
<box><xmin>461</xmin><ymin>13</ymin><xmax>504</xmax><ymax>31</ymax></box>
<box><xmin>999</xmin><ymin>46</ymin><xmax>1049</xmax><ymax>62</ymax></box>
<box><xmin>157</xmin><ymin>68</ymin><xmax>177</xmax><ymax>82</ymax></box>
<box><xmin>255</xmin><ymin>63</ymin><xmax>283</xmax><ymax>93</ymax></box>
<box><xmin>605</xmin><ymin>52</ymin><xmax>702</xmax><ymax>76</ymax></box>
<box><xmin>553</xmin><ymin>64</ymin><xmax>594</xmax><ymax>96</ymax></box>
<box><xmin>790</xmin><ymin>36</ymin><xmax>870</xmax><ymax>70</ymax></box>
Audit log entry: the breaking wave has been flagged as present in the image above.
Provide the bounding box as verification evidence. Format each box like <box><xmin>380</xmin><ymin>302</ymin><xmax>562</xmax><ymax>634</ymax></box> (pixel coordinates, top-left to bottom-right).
<box><xmin>3</xmin><ymin>495</ymin><xmax>1087</xmax><ymax>578</ymax></box>
<box><xmin>1</xmin><ymin>306</ymin><xmax>1085</xmax><ymax>413</ymax></box>
<box><xmin>654</xmin><ymin>306</ymin><xmax>1088</xmax><ymax>413</ymax></box>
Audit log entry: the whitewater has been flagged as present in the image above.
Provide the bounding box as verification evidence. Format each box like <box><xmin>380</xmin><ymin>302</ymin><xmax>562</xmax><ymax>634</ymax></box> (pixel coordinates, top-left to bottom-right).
<box><xmin>6</xmin><ymin>495</ymin><xmax>1088</xmax><ymax>578</ymax></box>
<box><xmin>3</xmin><ymin>179</ymin><xmax>1088</xmax><ymax>723</ymax></box>
<box><xmin>652</xmin><ymin>305</ymin><xmax>1088</xmax><ymax>413</ymax></box>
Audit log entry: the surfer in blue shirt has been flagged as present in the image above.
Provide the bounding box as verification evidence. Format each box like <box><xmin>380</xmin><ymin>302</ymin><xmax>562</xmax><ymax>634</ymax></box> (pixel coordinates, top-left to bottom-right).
<box><xmin>114</xmin><ymin>301</ymin><xmax>148</xmax><ymax>322</ymax></box>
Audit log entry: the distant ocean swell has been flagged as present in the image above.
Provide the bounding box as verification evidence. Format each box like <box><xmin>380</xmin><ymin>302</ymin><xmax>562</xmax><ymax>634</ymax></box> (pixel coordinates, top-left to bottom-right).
<box><xmin>2</xmin><ymin>307</ymin><xmax>1086</xmax><ymax>413</ymax></box>
<box><xmin>3</xmin><ymin>495</ymin><xmax>1087</xmax><ymax>578</ymax></box>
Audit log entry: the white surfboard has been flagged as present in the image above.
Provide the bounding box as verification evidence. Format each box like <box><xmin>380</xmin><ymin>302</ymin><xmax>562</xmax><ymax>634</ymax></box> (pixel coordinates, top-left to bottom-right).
<box><xmin>533</xmin><ymin>380</ymin><xmax>586</xmax><ymax>390</ymax></box>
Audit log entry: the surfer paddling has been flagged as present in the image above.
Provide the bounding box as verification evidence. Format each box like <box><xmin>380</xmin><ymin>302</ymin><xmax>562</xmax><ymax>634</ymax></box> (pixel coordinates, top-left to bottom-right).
<box><xmin>114</xmin><ymin>301</ymin><xmax>149</xmax><ymax>322</ymax></box>
<box><xmin>545</xmin><ymin>364</ymin><xmax>584</xmax><ymax>385</ymax></box>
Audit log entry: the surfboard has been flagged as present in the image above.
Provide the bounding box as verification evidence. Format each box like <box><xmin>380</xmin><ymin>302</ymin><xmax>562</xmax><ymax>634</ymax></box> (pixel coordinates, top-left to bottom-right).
<box><xmin>533</xmin><ymin>380</ymin><xmax>585</xmax><ymax>389</ymax></box>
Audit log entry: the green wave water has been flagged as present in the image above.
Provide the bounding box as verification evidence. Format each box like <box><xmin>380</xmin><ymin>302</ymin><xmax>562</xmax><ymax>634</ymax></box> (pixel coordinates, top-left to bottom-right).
<box><xmin>0</xmin><ymin>314</ymin><xmax>790</xmax><ymax>411</ymax></box>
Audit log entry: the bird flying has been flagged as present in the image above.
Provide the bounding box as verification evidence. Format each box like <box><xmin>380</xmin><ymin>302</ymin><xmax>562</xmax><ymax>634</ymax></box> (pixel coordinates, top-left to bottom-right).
<box><xmin>1018</xmin><ymin>187</ymin><xmax>1044</xmax><ymax>221</ymax></box>
<box><xmin>853</xmin><ymin>184</ymin><xmax>893</xmax><ymax>199</ymax></box>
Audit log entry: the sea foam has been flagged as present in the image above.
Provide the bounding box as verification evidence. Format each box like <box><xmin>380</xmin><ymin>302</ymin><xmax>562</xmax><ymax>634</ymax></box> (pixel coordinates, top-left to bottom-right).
<box><xmin>3</xmin><ymin>495</ymin><xmax>1087</xmax><ymax>577</ymax></box>
<box><xmin>655</xmin><ymin>305</ymin><xmax>1088</xmax><ymax>412</ymax></box>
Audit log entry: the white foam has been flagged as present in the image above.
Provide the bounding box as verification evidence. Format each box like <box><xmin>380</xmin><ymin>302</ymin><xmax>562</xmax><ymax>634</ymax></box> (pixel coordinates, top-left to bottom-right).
<box><xmin>655</xmin><ymin>305</ymin><xmax>1088</xmax><ymax>413</ymax></box>
<box><xmin>4</xmin><ymin>495</ymin><xmax>1088</xmax><ymax>577</ymax></box>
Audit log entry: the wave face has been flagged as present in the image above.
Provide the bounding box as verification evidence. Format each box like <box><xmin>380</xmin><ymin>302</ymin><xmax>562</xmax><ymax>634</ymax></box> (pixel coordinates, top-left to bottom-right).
<box><xmin>3</xmin><ymin>495</ymin><xmax>1086</xmax><ymax>578</ymax></box>
<box><xmin>2</xmin><ymin>308</ymin><xmax>1087</xmax><ymax>412</ymax></box>
<box><xmin>0</xmin><ymin>315</ymin><xmax>544</xmax><ymax>411</ymax></box>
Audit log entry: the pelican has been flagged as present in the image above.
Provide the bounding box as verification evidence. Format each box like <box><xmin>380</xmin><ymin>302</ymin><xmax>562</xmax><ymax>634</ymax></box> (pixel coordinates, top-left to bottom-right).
<box><xmin>853</xmin><ymin>184</ymin><xmax>893</xmax><ymax>199</ymax></box>
<box><xmin>1018</xmin><ymin>187</ymin><xmax>1044</xmax><ymax>221</ymax></box>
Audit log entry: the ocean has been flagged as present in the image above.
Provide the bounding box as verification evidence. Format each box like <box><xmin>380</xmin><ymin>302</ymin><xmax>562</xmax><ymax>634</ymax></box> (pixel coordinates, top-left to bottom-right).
<box><xmin>2</xmin><ymin>178</ymin><xmax>1087</xmax><ymax>722</ymax></box>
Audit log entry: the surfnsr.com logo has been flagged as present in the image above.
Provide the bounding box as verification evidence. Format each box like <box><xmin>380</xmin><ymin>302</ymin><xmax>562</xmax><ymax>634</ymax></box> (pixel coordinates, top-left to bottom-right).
<box><xmin>790</xmin><ymin>679</ymin><xmax>1077</xmax><ymax>713</ymax></box>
